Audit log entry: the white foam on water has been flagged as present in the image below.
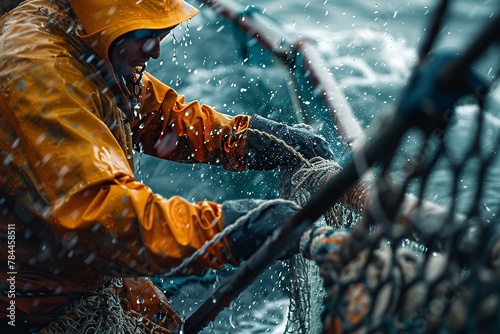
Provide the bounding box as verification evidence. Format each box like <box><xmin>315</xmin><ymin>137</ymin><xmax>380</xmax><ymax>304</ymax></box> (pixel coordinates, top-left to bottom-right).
<box><xmin>315</xmin><ymin>28</ymin><xmax>416</xmax><ymax>89</ymax></box>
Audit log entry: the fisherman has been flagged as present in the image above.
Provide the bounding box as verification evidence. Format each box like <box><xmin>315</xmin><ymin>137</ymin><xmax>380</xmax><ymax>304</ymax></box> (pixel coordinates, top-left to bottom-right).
<box><xmin>0</xmin><ymin>0</ymin><xmax>333</xmax><ymax>332</ymax></box>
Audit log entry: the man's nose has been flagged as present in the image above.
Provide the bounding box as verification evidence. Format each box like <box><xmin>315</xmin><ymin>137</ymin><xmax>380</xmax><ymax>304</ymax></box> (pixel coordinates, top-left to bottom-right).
<box><xmin>142</xmin><ymin>37</ymin><xmax>161</xmax><ymax>59</ymax></box>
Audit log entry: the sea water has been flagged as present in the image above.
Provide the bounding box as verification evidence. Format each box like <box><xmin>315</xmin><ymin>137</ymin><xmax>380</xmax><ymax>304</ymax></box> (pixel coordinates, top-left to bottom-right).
<box><xmin>139</xmin><ymin>0</ymin><xmax>499</xmax><ymax>332</ymax></box>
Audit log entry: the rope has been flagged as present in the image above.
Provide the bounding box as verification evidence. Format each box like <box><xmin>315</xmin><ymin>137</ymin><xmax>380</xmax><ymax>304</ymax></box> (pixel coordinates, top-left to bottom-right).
<box><xmin>160</xmin><ymin>198</ymin><xmax>295</xmax><ymax>277</ymax></box>
<box><xmin>280</xmin><ymin>158</ymin><xmax>346</xmax><ymax>334</ymax></box>
<box><xmin>161</xmin><ymin>125</ymin><xmax>342</xmax><ymax>278</ymax></box>
<box><xmin>249</xmin><ymin>127</ymin><xmax>346</xmax><ymax>334</ymax></box>
<box><xmin>245</xmin><ymin>127</ymin><xmax>309</xmax><ymax>165</ymax></box>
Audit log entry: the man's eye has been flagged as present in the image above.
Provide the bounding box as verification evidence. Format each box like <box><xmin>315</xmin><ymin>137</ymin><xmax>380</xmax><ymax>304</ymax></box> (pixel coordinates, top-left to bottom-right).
<box><xmin>142</xmin><ymin>39</ymin><xmax>157</xmax><ymax>53</ymax></box>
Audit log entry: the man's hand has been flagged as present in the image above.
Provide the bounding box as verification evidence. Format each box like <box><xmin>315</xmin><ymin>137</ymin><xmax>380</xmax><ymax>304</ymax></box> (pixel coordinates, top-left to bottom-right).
<box><xmin>245</xmin><ymin>115</ymin><xmax>334</xmax><ymax>170</ymax></box>
<box><xmin>222</xmin><ymin>199</ymin><xmax>301</xmax><ymax>262</ymax></box>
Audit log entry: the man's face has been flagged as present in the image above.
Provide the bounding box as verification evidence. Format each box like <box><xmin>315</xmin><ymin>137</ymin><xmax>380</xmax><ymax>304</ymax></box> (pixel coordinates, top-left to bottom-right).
<box><xmin>110</xmin><ymin>30</ymin><xmax>169</xmax><ymax>76</ymax></box>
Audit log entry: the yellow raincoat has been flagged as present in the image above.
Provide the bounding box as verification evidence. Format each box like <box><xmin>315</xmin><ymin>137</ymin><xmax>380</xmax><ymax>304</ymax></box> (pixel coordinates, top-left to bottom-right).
<box><xmin>0</xmin><ymin>0</ymin><xmax>251</xmax><ymax>329</ymax></box>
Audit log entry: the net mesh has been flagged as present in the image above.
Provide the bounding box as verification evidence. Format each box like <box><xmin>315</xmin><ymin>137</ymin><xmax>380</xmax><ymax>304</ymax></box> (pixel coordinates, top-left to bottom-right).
<box><xmin>281</xmin><ymin>89</ymin><xmax>500</xmax><ymax>333</ymax></box>
<box><xmin>279</xmin><ymin>158</ymin><xmax>362</xmax><ymax>334</ymax></box>
<box><xmin>38</xmin><ymin>279</ymin><xmax>166</xmax><ymax>334</ymax></box>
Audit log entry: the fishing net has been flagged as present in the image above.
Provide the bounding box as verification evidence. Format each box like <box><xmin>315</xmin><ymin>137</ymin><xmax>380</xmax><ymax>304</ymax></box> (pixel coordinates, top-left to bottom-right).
<box><xmin>279</xmin><ymin>158</ymin><xmax>361</xmax><ymax>334</ymax></box>
<box><xmin>37</xmin><ymin>277</ymin><xmax>182</xmax><ymax>334</ymax></box>
<box><xmin>38</xmin><ymin>279</ymin><xmax>157</xmax><ymax>334</ymax></box>
<box><xmin>278</xmin><ymin>62</ymin><xmax>500</xmax><ymax>334</ymax></box>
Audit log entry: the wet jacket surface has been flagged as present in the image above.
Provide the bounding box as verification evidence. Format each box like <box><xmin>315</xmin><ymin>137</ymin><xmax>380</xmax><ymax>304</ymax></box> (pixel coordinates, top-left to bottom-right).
<box><xmin>0</xmin><ymin>0</ymin><xmax>251</xmax><ymax>325</ymax></box>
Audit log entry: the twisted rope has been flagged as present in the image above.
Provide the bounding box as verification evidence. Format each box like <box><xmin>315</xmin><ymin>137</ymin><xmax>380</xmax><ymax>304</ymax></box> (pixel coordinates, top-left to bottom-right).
<box><xmin>161</xmin><ymin>126</ymin><xmax>343</xmax><ymax>277</ymax></box>
<box><xmin>160</xmin><ymin>198</ymin><xmax>296</xmax><ymax>277</ymax></box>
<box><xmin>245</xmin><ymin>127</ymin><xmax>310</xmax><ymax>164</ymax></box>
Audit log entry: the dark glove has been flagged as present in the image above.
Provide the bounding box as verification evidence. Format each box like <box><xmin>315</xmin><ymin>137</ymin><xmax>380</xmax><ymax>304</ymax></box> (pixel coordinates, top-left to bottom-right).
<box><xmin>245</xmin><ymin>114</ymin><xmax>334</xmax><ymax>170</ymax></box>
<box><xmin>222</xmin><ymin>199</ymin><xmax>301</xmax><ymax>263</ymax></box>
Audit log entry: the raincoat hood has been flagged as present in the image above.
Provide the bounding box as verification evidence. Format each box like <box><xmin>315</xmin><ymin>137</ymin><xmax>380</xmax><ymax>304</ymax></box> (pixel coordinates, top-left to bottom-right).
<box><xmin>69</xmin><ymin>0</ymin><xmax>198</xmax><ymax>61</ymax></box>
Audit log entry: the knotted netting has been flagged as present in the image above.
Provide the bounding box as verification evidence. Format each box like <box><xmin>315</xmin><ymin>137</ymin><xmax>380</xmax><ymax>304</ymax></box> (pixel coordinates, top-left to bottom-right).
<box><xmin>268</xmin><ymin>0</ymin><xmax>500</xmax><ymax>329</ymax></box>
<box><xmin>277</xmin><ymin>71</ymin><xmax>500</xmax><ymax>334</ymax></box>
<box><xmin>38</xmin><ymin>279</ymin><xmax>171</xmax><ymax>334</ymax></box>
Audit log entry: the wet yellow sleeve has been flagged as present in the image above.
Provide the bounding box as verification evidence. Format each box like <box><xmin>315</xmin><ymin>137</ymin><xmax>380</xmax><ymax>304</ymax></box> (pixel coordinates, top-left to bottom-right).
<box><xmin>132</xmin><ymin>72</ymin><xmax>250</xmax><ymax>171</ymax></box>
<box><xmin>53</xmin><ymin>177</ymin><xmax>236</xmax><ymax>276</ymax></box>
